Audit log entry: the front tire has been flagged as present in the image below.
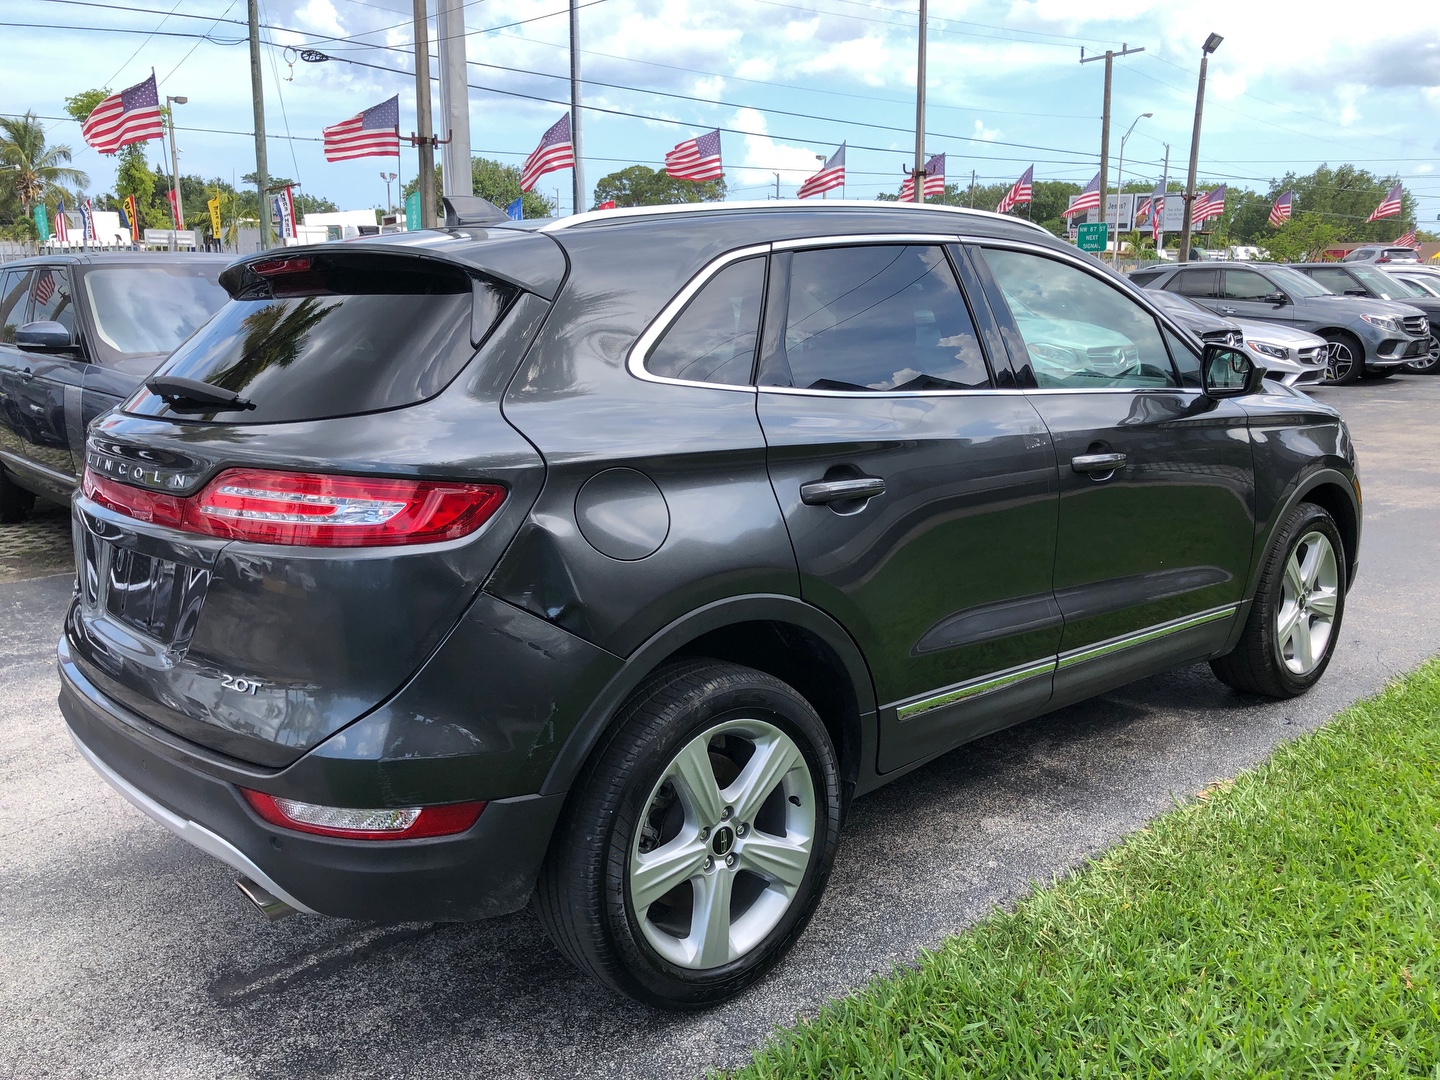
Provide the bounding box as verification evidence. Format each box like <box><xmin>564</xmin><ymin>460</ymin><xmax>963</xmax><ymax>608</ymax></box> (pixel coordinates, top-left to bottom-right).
<box><xmin>1211</xmin><ymin>503</ymin><xmax>1346</xmax><ymax>698</ymax></box>
<box><xmin>534</xmin><ymin>659</ymin><xmax>842</xmax><ymax>1009</ymax></box>
<box><xmin>1321</xmin><ymin>332</ymin><xmax>1364</xmax><ymax>385</ymax></box>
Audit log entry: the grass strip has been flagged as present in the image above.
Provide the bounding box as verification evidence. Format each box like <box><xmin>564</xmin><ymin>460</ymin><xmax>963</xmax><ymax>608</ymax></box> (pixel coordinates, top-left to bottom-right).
<box><xmin>729</xmin><ymin>661</ymin><xmax>1440</xmax><ymax>1078</ymax></box>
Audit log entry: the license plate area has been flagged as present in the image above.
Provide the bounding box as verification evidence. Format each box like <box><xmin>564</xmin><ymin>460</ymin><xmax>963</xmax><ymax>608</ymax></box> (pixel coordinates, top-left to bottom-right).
<box><xmin>77</xmin><ymin>514</ymin><xmax>213</xmax><ymax>652</ymax></box>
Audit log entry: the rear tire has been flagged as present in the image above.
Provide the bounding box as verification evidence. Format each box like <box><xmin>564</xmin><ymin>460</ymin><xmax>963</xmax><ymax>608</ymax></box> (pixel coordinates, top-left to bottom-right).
<box><xmin>534</xmin><ymin>659</ymin><xmax>842</xmax><ymax>1009</ymax></box>
<box><xmin>1321</xmin><ymin>332</ymin><xmax>1364</xmax><ymax>385</ymax></box>
<box><xmin>0</xmin><ymin>468</ymin><xmax>34</xmax><ymax>524</ymax></box>
<box><xmin>1211</xmin><ymin>503</ymin><xmax>1346</xmax><ymax>698</ymax></box>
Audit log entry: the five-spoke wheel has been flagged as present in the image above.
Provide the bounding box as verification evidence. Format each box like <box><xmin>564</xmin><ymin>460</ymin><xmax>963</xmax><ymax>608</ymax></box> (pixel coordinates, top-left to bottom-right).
<box><xmin>535</xmin><ymin>660</ymin><xmax>841</xmax><ymax>1009</ymax></box>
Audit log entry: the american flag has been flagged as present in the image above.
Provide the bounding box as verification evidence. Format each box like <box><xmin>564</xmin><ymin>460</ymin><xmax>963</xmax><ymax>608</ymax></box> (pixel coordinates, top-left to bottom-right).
<box><xmin>995</xmin><ymin>165</ymin><xmax>1033</xmax><ymax>214</ymax></box>
<box><xmin>1268</xmin><ymin>190</ymin><xmax>1294</xmax><ymax>228</ymax></box>
<box><xmin>665</xmin><ymin>129</ymin><xmax>724</xmax><ymax>183</ymax></box>
<box><xmin>53</xmin><ymin>199</ymin><xmax>69</xmax><ymax>242</ymax></box>
<box><xmin>33</xmin><ymin>269</ymin><xmax>56</xmax><ymax>306</ymax></box>
<box><xmin>520</xmin><ymin>114</ymin><xmax>575</xmax><ymax>192</ymax></box>
<box><xmin>1061</xmin><ymin>172</ymin><xmax>1101</xmax><ymax>218</ymax></box>
<box><xmin>80</xmin><ymin>74</ymin><xmax>164</xmax><ymax>155</ymax></box>
<box><xmin>1367</xmin><ymin>183</ymin><xmax>1403</xmax><ymax>222</ymax></box>
<box><xmin>798</xmin><ymin>144</ymin><xmax>846</xmax><ymax>199</ymax></box>
<box><xmin>322</xmin><ymin>96</ymin><xmax>400</xmax><ymax>162</ymax></box>
<box><xmin>1394</xmin><ymin>229</ymin><xmax>1418</xmax><ymax>248</ymax></box>
<box><xmin>899</xmin><ymin>153</ymin><xmax>945</xmax><ymax>201</ymax></box>
<box><xmin>1135</xmin><ymin>180</ymin><xmax>1166</xmax><ymax>242</ymax></box>
<box><xmin>1192</xmin><ymin>185</ymin><xmax>1227</xmax><ymax>224</ymax></box>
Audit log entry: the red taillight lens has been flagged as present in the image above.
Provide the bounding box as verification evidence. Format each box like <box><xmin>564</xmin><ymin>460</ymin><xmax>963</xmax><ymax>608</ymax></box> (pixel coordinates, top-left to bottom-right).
<box><xmin>241</xmin><ymin>789</ymin><xmax>485</xmax><ymax>840</ymax></box>
<box><xmin>83</xmin><ymin>468</ymin><xmax>505</xmax><ymax>547</ymax></box>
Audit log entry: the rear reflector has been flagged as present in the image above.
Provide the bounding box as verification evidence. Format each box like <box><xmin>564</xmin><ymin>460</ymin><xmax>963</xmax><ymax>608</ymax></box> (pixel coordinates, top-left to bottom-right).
<box><xmin>241</xmin><ymin>789</ymin><xmax>485</xmax><ymax>840</ymax></box>
<box><xmin>84</xmin><ymin>467</ymin><xmax>505</xmax><ymax>547</ymax></box>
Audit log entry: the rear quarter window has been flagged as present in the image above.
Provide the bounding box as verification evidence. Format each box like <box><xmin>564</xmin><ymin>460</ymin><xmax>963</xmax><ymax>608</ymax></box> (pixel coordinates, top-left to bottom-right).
<box><xmin>126</xmin><ymin>253</ymin><xmax>514</xmax><ymax>424</ymax></box>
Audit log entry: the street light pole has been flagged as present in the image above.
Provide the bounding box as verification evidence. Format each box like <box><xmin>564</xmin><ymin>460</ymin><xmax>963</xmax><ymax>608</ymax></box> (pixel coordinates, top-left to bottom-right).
<box><xmin>164</xmin><ymin>94</ymin><xmax>187</xmax><ymax>251</ymax></box>
<box><xmin>1113</xmin><ymin>111</ymin><xmax>1152</xmax><ymax>267</ymax></box>
<box><xmin>381</xmin><ymin>171</ymin><xmax>397</xmax><ymax>213</ymax></box>
<box><xmin>1179</xmin><ymin>33</ymin><xmax>1224</xmax><ymax>264</ymax></box>
<box><xmin>912</xmin><ymin>0</ymin><xmax>927</xmax><ymax>204</ymax></box>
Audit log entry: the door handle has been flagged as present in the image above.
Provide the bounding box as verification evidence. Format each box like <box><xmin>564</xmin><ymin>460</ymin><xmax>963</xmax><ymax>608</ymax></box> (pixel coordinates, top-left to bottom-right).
<box><xmin>1071</xmin><ymin>452</ymin><xmax>1127</xmax><ymax>475</ymax></box>
<box><xmin>800</xmin><ymin>476</ymin><xmax>886</xmax><ymax>505</ymax></box>
<box><xmin>1218</xmin><ymin>306</ymin><xmax>1238</xmax><ymax>315</ymax></box>
<box><xmin>18</xmin><ymin>368</ymin><xmax>35</xmax><ymax>381</ymax></box>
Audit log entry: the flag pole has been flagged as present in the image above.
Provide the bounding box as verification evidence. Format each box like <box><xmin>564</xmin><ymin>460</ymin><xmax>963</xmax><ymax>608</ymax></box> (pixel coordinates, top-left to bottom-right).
<box><xmin>569</xmin><ymin>0</ymin><xmax>585</xmax><ymax>215</ymax></box>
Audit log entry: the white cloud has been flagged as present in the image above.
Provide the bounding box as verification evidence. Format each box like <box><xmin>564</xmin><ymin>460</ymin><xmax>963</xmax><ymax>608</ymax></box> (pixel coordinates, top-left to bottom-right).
<box><xmin>731</xmin><ymin>107</ymin><xmax>831</xmax><ymax>191</ymax></box>
<box><xmin>293</xmin><ymin>0</ymin><xmax>345</xmax><ymax>37</ymax></box>
<box><xmin>972</xmin><ymin>119</ymin><xmax>1000</xmax><ymax>142</ymax></box>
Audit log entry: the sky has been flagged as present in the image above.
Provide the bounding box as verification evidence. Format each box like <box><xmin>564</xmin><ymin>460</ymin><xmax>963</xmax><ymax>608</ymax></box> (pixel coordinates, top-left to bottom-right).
<box><xmin>5</xmin><ymin>0</ymin><xmax>1440</xmax><ymax>223</ymax></box>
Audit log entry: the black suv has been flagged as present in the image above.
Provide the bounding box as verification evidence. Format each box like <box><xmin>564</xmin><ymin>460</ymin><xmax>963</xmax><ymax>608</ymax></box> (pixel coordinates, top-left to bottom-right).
<box><xmin>59</xmin><ymin>203</ymin><xmax>1360</xmax><ymax>1008</ymax></box>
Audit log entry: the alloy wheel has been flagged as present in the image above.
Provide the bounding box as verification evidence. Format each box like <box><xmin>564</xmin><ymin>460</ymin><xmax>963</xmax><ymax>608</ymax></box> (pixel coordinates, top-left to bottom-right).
<box><xmin>1325</xmin><ymin>342</ymin><xmax>1355</xmax><ymax>383</ymax></box>
<box><xmin>628</xmin><ymin>718</ymin><xmax>815</xmax><ymax>970</ymax></box>
<box><xmin>1403</xmin><ymin>337</ymin><xmax>1440</xmax><ymax>373</ymax></box>
<box><xmin>1275</xmin><ymin>530</ymin><xmax>1339</xmax><ymax>675</ymax></box>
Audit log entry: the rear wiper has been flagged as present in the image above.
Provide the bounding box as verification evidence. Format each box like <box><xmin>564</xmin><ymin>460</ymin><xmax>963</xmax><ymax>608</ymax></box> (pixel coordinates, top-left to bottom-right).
<box><xmin>144</xmin><ymin>375</ymin><xmax>254</xmax><ymax>411</ymax></box>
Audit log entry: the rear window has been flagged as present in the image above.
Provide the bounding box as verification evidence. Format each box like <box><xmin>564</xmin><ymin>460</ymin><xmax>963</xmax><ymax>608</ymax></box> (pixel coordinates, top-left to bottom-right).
<box><xmin>127</xmin><ymin>254</ymin><xmax>512</xmax><ymax>424</ymax></box>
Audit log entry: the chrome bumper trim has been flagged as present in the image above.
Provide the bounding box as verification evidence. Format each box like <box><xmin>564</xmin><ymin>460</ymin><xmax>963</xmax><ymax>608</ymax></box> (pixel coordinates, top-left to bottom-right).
<box><xmin>68</xmin><ymin>729</ymin><xmax>318</xmax><ymax>915</ymax></box>
<box><xmin>1057</xmin><ymin>605</ymin><xmax>1238</xmax><ymax>669</ymax></box>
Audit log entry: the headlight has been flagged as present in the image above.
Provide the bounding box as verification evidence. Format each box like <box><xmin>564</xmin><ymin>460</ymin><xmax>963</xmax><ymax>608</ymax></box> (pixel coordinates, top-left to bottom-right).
<box><xmin>1028</xmin><ymin>342</ymin><xmax>1081</xmax><ymax>367</ymax></box>
<box><xmin>1361</xmin><ymin>313</ymin><xmax>1403</xmax><ymax>333</ymax></box>
<box><xmin>1246</xmin><ymin>340</ymin><xmax>1289</xmax><ymax>360</ymax></box>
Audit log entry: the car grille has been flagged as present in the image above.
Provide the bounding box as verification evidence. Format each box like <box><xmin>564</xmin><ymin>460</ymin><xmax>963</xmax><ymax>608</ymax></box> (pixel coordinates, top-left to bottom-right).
<box><xmin>1403</xmin><ymin>315</ymin><xmax>1429</xmax><ymax>336</ymax></box>
<box><xmin>1201</xmin><ymin>330</ymin><xmax>1243</xmax><ymax>348</ymax></box>
<box><xmin>1297</xmin><ymin>345</ymin><xmax>1325</xmax><ymax>368</ymax></box>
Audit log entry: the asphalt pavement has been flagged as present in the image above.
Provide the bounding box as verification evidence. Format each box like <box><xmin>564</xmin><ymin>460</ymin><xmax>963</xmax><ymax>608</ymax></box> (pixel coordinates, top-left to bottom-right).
<box><xmin>2</xmin><ymin>377</ymin><xmax>1438</xmax><ymax>1079</ymax></box>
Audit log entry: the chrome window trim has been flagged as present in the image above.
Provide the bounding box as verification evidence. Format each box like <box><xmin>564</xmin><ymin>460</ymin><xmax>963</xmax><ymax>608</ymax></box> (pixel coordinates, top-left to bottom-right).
<box><xmin>773</xmin><ymin>232</ymin><xmax>962</xmax><ymax>251</ymax></box>
<box><xmin>887</xmin><ymin>603</ymin><xmax>1239</xmax><ymax>721</ymax></box>
<box><xmin>758</xmin><ymin>386</ymin><xmax>1023</xmax><ymax>399</ymax></box>
<box><xmin>625</xmin><ymin>243</ymin><xmax>772</xmax><ymax>392</ymax></box>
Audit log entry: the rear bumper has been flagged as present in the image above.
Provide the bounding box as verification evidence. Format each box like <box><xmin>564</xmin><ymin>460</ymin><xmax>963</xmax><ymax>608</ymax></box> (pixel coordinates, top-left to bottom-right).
<box><xmin>59</xmin><ymin>644</ymin><xmax>566</xmax><ymax>923</ymax></box>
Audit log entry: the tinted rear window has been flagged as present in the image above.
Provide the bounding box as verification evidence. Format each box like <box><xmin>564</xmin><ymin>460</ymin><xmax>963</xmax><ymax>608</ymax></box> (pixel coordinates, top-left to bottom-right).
<box><xmin>127</xmin><ymin>255</ymin><xmax>511</xmax><ymax>424</ymax></box>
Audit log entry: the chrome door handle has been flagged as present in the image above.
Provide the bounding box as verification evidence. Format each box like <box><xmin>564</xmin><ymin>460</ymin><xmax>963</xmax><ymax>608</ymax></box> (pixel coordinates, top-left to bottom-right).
<box><xmin>1218</xmin><ymin>306</ymin><xmax>1238</xmax><ymax>315</ymax></box>
<box><xmin>18</xmin><ymin>369</ymin><xmax>34</xmax><ymax>381</ymax></box>
<box><xmin>800</xmin><ymin>477</ymin><xmax>886</xmax><ymax>505</ymax></box>
<box><xmin>1071</xmin><ymin>453</ymin><xmax>1127</xmax><ymax>475</ymax></box>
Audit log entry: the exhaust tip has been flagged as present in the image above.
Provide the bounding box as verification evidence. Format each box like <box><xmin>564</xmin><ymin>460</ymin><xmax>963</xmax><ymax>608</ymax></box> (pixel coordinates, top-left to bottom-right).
<box><xmin>236</xmin><ymin>876</ymin><xmax>299</xmax><ymax>922</ymax></box>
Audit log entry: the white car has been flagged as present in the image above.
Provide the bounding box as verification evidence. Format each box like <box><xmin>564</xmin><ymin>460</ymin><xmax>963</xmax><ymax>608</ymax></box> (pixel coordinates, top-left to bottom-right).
<box><xmin>1233</xmin><ymin>319</ymin><xmax>1329</xmax><ymax>387</ymax></box>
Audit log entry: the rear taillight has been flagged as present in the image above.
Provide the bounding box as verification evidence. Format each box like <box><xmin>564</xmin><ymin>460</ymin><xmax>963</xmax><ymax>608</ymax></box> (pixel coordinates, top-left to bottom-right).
<box><xmin>240</xmin><ymin>789</ymin><xmax>485</xmax><ymax>840</ymax></box>
<box><xmin>83</xmin><ymin>468</ymin><xmax>505</xmax><ymax>547</ymax></box>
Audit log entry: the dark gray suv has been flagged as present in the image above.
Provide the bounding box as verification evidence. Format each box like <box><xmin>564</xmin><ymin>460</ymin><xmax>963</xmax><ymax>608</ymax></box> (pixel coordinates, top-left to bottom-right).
<box><xmin>1130</xmin><ymin>260</ymin><xmax>1429</xmax><ymax>383</ymax></box>
<box><xmin>58</xmin><ymin>202</ymin><xmax>1361</xmax><ymax>1008</ymax></box>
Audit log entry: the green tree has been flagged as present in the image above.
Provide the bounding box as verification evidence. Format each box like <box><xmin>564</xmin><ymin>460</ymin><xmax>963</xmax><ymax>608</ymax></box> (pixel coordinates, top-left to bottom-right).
<box><xmin>591</xmin><ymin>164</ymin><xmax>725</xmax><ymax>208</ymax></box>
<box><xmin>1268</xmin><ymin>165</ymin><xmax>1415</xmax><ymax>242</ymax></box>
<box><xmin>1257</xmin><ymin>212</ymin><xmax>1344</xmax><ymax>263</ymax></box>
<box><xmin>405</xmin><ymin>158</ymin><xmax>556</xmax><ymax>221</ymax></box>
<box><xmin>0</xmin><ymin>112</ymin><xmax>88</xmax><ymax>211</ymax></box>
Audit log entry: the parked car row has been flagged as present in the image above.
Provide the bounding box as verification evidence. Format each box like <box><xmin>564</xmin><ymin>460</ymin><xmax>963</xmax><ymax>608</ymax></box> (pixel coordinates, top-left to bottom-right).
<box><xmin>2</xmin><ymin>203</ymin><xmax>1363</xmax><ymax>1008</ymax></box>
<box><xmin>1129</xmin><ymin>260</ymin><xmax>1437</xmax><ymax>383</ymax></box>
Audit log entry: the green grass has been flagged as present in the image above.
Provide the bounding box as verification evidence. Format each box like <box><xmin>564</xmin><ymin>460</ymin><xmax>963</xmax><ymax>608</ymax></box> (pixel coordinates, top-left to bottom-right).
<box><xmin>730</xmin><ymin>662</ymin><xmax>1440</xmax><ymax>1079</ymax></box>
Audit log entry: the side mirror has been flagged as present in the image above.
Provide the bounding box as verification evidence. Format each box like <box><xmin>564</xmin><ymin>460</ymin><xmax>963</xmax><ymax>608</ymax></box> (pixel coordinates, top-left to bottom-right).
<box><xmin>14</xmin><ymin>321</ymin><xmax>76</xmax><ymax>353</ymax></box>
<box><xmin>1264</xmin><ymin>292</ymin><xmax>1289</xmax><ymax>305</ymax></box>
<box><xmin>1202</xmin><ymin>344</ymin><xmax>1264</xmax><ymax>398</ymax></box>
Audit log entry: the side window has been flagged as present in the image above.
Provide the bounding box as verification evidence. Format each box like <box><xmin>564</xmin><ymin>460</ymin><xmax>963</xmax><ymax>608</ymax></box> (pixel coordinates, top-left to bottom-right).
<box><xmin>29</xmin><ymin>267</ymin><xmax>75</xmax><ymax>337</ymax></box>
<box><xmin>0</xmin><ymin>269</ymin><xmax>33</xmax><ymax>345</ymax></box>
<box><xmin>765</xmin><ymin>244</ymin><xmax>991</xmax><ymax>392</ymax></box>
<box><xmin>644</xmin><ymin>257</ymin><xmax>766</xmax><ymax>385</ymax></box>
<box><xmin>1307</xmin><ymin>268</ymin><xmax>1354</xmax><ymax>295</ymax></box>
<box><xmin>1163</xmin><ymin>327</ymin><xmax>1202</xmax><ymax>388</ymax></box>
<box><xmin>1129</xmin><ymin>269</ymin><xmax>1163</xmax><ymax>288</ymax></box>
<box><xmin>1222</xmin><ymin>270</ymin><xmax>1279</xmax><ymax>300</ymax></box>
<box><xmin>980</xmin><ymin>247</ymin><xmax>1179</xmax><ymax>389</ymax></box>
<box><xmin>1168</xmin><ymin>269</ymin><xmax>1218</xmax><ymax>298</ymax></box>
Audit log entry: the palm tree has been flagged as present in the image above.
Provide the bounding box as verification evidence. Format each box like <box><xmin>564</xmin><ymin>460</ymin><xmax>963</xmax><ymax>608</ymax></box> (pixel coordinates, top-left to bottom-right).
<box><xmin>0</xmin><ymin>112</ymin><xmax>88</xmax><ymax>211</ymax></box>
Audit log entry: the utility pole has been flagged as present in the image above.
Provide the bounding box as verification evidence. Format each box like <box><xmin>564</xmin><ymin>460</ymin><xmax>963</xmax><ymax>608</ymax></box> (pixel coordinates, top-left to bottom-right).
<box><xmin>413</xmin><ymin>0</ymin><xmax>436</xmax><ymax>228</ymax></box>
<box><xmin>1180</xmin><ymin>33</ymin><xmax>1224</xmax><ymax>263</ymax></box>
<box><xmin>1080</xmin><ymin>43</ymin><xmax>1144</xmax><ymax>245</ymax></box>
<box><xmin>773</xmin><ymin>172</ymin><xmax>781</xmax><ymax>200</ymax></box>
<box><xmin>569</xmin><ymin>0</ymin><xmax>585</xmax><ymax>214</ymax></box>
<box><xmin>436</xmin><ymin>0</ymin><xmax>471</xmax><ymax>199</ymax></box>
<box><xmin>912</xmin><ymin>0</ymin><xmax>927</xmax><ymax>204</ymax></box>
<box><xmin>1156</xmin><ymin>142</ymin><xmax>1169</xmax><ymax>252</ymax></box>
<box><xmin>247</xmin><ymin>0</ymin><xmax>271</xmax><ymax>250</ymax></box>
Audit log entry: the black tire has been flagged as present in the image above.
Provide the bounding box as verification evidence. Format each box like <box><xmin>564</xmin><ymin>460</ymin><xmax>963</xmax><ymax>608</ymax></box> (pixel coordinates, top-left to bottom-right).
<box><xmin>1211</xmin><ymin>502</ymin><xmax>1346</xmax><ymax>698</ymax></box>
<box><xmin>1403</xmin><ymin>335</ymin><xmax>1440</xmax><ymax>375</ymax></box>
<box><xmin>534</xmin><ymin>659</ymin><xmax>842</xmax><ymax>1009</ymax></box>
<box><xmin>1321</xmin><ymin>331</ymin><xmax>1364</xmax><ymax>385</ymax></box>
<box><xmin>1367</xmin><ymin>368</ymin><xmax>1398</xmax><ymax>379</ymax></box>
<box><xmin>0</xmin><ymin>468</ymin><xmax>34</xmax><ymax>525</ymax></box>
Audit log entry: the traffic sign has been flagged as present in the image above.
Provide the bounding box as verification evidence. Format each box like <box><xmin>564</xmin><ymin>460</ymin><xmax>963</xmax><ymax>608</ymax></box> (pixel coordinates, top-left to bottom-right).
<box><xmin>1076</xmin><ymin>222</ymin><xmax>1108</xmax><ymax>253</ymax></box>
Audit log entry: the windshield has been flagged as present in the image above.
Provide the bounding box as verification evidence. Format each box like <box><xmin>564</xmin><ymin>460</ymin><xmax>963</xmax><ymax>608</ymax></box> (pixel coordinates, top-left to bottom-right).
<box><xmin>1267</xmin><ymin>265</ymin><xmax>1332</xmax><ymax>298</ymax></box>
<box><xmin>82</xmin><ymin>265</ymin><xmax>227</xmax><ymax>360</ymax></box>
<box><xmin>1347</xmin><ymin>265</ymin><xmax>1413</xmax><ymax>300</ymax></box>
